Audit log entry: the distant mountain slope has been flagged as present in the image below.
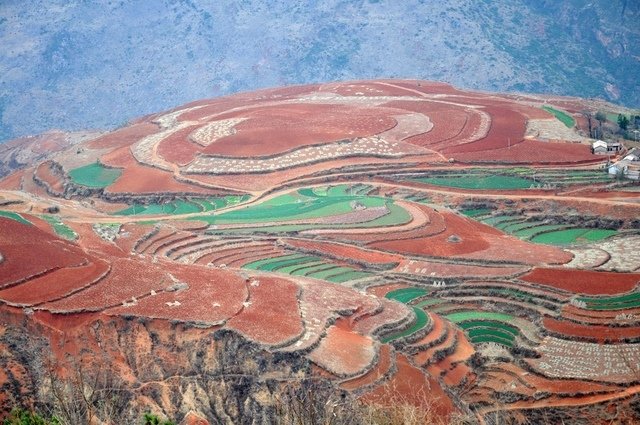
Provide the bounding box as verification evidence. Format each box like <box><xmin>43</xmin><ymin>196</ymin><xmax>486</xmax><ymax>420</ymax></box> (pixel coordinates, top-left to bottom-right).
<box><xmin>1</xmin><ymin>0</ymin><xmax>638</xmax><ymax>143</ymax></box>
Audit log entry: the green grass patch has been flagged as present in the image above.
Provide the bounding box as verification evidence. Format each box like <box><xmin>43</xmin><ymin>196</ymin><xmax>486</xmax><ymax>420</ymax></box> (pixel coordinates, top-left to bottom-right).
<box><xmin>39</xmin><ymin>215</ymin><xmax>77</xmax><ymax>240</ymax></box>
<box><xmin>68</xmin><ymin>162</ymin><xmax>121</xmax><ymax>188</ymax></box>
<box><xmin>0</xmin><ymin>211</ymin><xmax>31</xmax><ymax>225</ymax></box>
<box><xmin>385</xmin><ymin>287</ymin><xmax>428</xmax><ymax>304</ymax></box>
<box><xmin>531</xmin><ymin>228</ymin><xmax>617</xmax><ymax>245</ymax></box>
<box><xmin>382</xmin><ymin>307</ymin><xmax>429</xmax><ymax>343</ymax></box>
<box><xmin>542</xmin><ymin>106</ymin><xmax>575</xmax><ymax>128</ymax></box>
<box><xmin>414</xmin><ymin>175</ymin><xmax>534</xmax><ymax>190</ymax></box>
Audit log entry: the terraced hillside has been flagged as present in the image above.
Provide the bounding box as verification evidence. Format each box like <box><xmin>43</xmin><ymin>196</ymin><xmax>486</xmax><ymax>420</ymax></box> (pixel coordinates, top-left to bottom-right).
<box><xmin>0</xmin><ymin>80</ymin><xmax>639</xmax><ymax>424</ymax></box>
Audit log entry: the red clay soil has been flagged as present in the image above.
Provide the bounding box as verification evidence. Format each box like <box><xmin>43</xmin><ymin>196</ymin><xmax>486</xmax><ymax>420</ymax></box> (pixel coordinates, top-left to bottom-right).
<box><xmin>495</xmin><ymin>362</ymin><xmax>619</xmax><ymax>395</ymax></box>
<box><xmin>114</xmin><ymin>223</ymin><xmax>156</xmax><ymax>254</ymax></box>
<box><xmin>561</xmin><ymin>304</ymin><xmax>640</xmax><ymax>320</ymax></box>
<box><xmin>0</xmin><ymin>258</ymin><xmax>110</xmax><ymax>306</ymax></box>
<box><xmin>341</xmin><ymin>343</ymin><xmax>393</xmax><ymax>391</ymax></box>
<box><xmin>308</xmin><ymin>318</ymin><xmax>377</xmax><ymax>377</ymax></box>
<box><xmin>521</xmin><ymin>268</ymin><xmax>640</xmax><ymax>295</ymax></box>
<box><xmin>361</xmin><ymin>354</ymin><xmax>457</xmax><ymax>419</ymax></box>
<box><xmin>156</xmin><ymin>124</ymin><xmax>201</xmax><ymax>166</ymax></box>
<box><xmin>444</xmin><ymin>106</ymin><xmax>527</xmax><ymax>154</ymax></box>
<box><xmin>86</xmin><ymin>122</ymin><xmax>159</xmax><ymax>150</ymax></box>
<box><xmin>99</xmin><ymin>146</ymin><xmax>211</xmax><ymax>194</ymax></box>
<box><xmin>0</xmin><ymin>169</ymin><xmax>24</xmax><ymax>190</ymax></box>
<box><xmin>427</xmin><ymin>329</ymin><xmax>475</xmax><ymax>387</ymax></box>
<box><xmin>200</xmin><ymin>104</ymin><xmax>397</xmax><ymax>158</ymax></box>
<box><xmin>73</xmin><ymin>223</ymin><xmax>127</xmax><ymax>258</ymax></box>
<box><xmin>453</xmin><ymin>139</ymin><xmax>601</xmax><ymax>164</ymax></box>
<box><xmin>105</xmin><ymin>264</ymin><xmax>248</xmax><ymax>325</ymax></box>
<box><xmin>410</xmin><ymin>313</ymin><xmax>446</xmax><ymax>349</ymax></box>
<box><xmin>354</xmin><ymin>299</ymin><xmax>411</xmax><ymax>336</ymax></box>
<box><xmin>226</xmin><ymin>276</ymin><xmax>303</xmax><ymax>346</ymax></box>
<box><xmin>543</xmin><ymin>316</ymin><xmax>640</xmax><ymax>342</ymax></box>
<box><xmin>34</xmin><ymin>161</ymin><xmax>65</xmax><ymax>193</ymax></box>
<box><xmin>282</xmin><ymin>238</ymin><xmax>403</xmax><ymax>265</ymax></box>
<box><xmin>0</xmin><ymin>218</ymin><xmax>88</xmax><ymax>288</ymax></box>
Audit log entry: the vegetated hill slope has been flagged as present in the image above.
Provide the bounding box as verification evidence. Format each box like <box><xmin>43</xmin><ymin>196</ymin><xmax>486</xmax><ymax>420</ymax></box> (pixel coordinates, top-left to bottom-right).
<box><xmin>1</xmin><ymin>0</ymin><xmax>639</xmax><ymax>143</ymax></box>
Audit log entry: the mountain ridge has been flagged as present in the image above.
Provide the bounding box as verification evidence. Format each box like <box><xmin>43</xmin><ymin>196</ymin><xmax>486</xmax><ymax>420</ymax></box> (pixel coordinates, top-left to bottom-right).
<box><xmin>1</xmin><ymin>0</ymin><xmax>639</xmax><ymax>143</ymax></box>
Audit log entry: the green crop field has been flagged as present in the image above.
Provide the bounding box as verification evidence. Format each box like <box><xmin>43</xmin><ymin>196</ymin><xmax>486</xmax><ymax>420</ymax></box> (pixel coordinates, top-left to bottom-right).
<box><xmin>0</xmin><ymin>211</ymin><xmax>32</xmax><ymax>225</ymax></box>
<box><xmin>414</xmin><ymin>174</ymin><xmax>534</xmax><ymax>190</ymax></box>
<box><xmin>114</xmin><ymin>195</ymin><xmax>249</xmax><ymax>216</ymax></box>
<box><xmin>531</xmin><ymin>228</ymin><xmax>617</xmax><ymax>245</ymax></box>
<box><xmin>457</xmin><ymin>319</ymin><xmax>519</xmax><ymax>347</ymax></box>
<box><xmin>242</xmin><ymin>254</ymin><xmax>370</xmax><ymax>283</ymax></box>
<box><xmin>39</xmin><ymin>215</ymin><xmax>77</xmax><ymax>240</ymax></box>
<box><xmin>68</xmin><ymin>162</ymin><xmax>122</xmax><ymax>188</ymax></box>
<box><xmin>446</xmin><ymin>311</ymin><xmax>515</xmax><ymax>323</ymax></box>
<box><xmin>382</xmin><ymin>307</ymin><xmax>429</xmax><ymax>343</ymax></box>
<box><xmin>385</xmin><ymin>287</ymin><xmax>428</xmax><ymax>304</ymax></box>
<box><xmin>461</xmin><ymin>208</ymin><xmax>492</xmax><ymax>217</ymax></box>
<box><xmin>577</xmin><ymin>292</ymin><xmax>640</xmax><ymax>310</ymax></box>
<box><xmin>542</xmin><ymin>106</ymin><xmax>575</xmax><ymax>128</ymax></box>
<box><xmin>511</xmin><ymin>224</ymin><xmax>567</xmax><ymax>239</ymax></box>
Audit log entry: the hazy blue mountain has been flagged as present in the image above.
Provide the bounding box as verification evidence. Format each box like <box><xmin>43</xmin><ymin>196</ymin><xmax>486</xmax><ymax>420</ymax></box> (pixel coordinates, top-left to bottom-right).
<box><xmin>1</xmin><ymin>0</ymin><xmax>639</xmax><ymax>143</ymax></box>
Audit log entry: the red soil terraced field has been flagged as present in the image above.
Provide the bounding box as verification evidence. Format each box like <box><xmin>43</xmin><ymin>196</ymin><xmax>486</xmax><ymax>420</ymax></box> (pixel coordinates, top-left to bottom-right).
<box><xmin>282</xmin><ymin>238</ymin><xmax>403</xmax><ymax>265</ymax></box>
<box><xmin>201</xmin><ymin>104</ymin><xmax>398</xmax><ymax>157</ymax></box>
<box><xmin>521</xmin><ymin>268</ymin><xmax>640</xmax><ymax>294</ymax></box>
<box><xmin>99</xmin><ymin>145</ymin><xmax>213</xmax><ymax>194</ymax></box>
<box><xmin>443</xmin><ymin>105</ymin><xmax>527</xmax><ymax>154</ymax></box>
<box><xmin>543</xmin><ymin>316</ymin><xmax>640</xmax><ymax>342</ymax></box>
<box><xmin>2</xmin><ymin>79</ymin><xmax>639</xmax><ymax>424</ymax></box>
<box><xmin>371</xmin><ymin>210</ymin><xmax>571</xmax><ymax>265</ymax></box>
<box><xmin>453</xmin><ymin>139</ymin><xmax>600</xmax><ymax>164</ymax></box>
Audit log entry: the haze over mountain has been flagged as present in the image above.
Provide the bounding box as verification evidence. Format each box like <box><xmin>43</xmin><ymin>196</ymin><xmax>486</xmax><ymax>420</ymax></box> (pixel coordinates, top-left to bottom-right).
<box><xmin>1</xmin><ymin>0</ymin><xmax>639</xmax><ymax>143</ymax></box>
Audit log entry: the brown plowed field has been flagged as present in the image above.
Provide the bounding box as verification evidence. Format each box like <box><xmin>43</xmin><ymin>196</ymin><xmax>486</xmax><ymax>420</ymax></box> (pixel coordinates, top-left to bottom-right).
<box><xmin>521</xmin><ymin>268</ymin><xmax>640</xmax><ymax>294</ymax></box>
